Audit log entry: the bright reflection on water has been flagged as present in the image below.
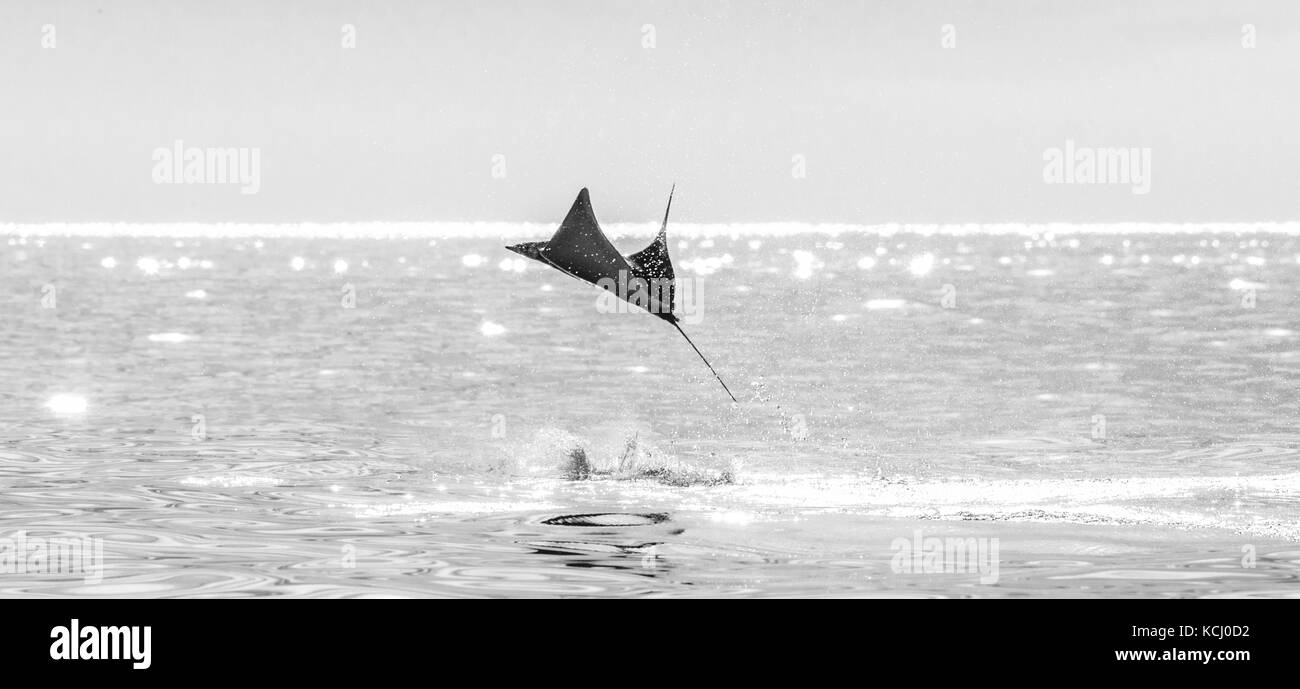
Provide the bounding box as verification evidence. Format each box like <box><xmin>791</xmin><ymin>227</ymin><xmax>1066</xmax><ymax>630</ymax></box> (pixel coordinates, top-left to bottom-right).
<box><xmin>44</xmin><ymin>394</ymin><xmax>88</xmax><ymax>415</ymax></box>
<box><xmin>2</xmin><ymin>229</ymin><xmax>1300</xmax><ymax>597</ymax></box>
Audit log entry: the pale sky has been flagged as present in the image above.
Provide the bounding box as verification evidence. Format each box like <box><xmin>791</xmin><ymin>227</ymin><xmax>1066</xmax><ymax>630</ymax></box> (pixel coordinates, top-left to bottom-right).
<box><xmin>1</xmin><ymin>0</ymin><xmax>1297</xmax><ymax>223</ymax></box>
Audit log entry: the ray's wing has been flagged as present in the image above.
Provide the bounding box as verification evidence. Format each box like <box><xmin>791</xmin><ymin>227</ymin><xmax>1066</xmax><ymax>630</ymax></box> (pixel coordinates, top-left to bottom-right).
<box><xmin>627</xmin><ymin>185</ymin><xmax>677</xmax><ymax>320</ymax></box>
<box><xmin>523</xmin><ymin>185</ymin><xmax>736</xmax><ymax>402</ymax></box>
<box><xmin>539</xmin><ymin>188</ymin><xmax>632</xmax><ymax>286</ymax></box>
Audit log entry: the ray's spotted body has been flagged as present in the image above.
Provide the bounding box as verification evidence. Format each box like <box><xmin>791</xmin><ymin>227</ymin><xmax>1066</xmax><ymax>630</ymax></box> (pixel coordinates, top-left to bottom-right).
<box><xmin>507</xmin><ymin>187</ymin><xmax>738</xmax><ymax>402</ymax></box>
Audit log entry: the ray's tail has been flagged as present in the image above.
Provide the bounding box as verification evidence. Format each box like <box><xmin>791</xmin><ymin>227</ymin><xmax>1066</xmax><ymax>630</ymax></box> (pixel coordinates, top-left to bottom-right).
<box><xmin>671</xmin><ymin>321</ymin><xmax>738</xmax><ymax>403</ymax></box>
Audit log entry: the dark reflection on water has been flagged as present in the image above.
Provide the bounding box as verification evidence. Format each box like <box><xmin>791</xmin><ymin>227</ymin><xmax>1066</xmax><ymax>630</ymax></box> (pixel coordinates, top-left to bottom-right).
<box><xmin>3</xmin><ymin>232</ymin><xmax>1300</xmax><ymax>596</ymax></box>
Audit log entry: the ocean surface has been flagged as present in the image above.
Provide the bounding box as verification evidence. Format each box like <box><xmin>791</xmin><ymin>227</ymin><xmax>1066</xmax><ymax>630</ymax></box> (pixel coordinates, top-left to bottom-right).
<box><xmin>3</xmin><ymin>224</ymin><xmax>1300</xmax><ymax>597</ymax></box>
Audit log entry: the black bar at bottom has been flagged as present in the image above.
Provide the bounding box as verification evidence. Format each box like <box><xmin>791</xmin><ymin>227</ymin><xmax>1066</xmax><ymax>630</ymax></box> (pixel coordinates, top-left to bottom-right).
<box><xmin>0</xmin><ymin>599</ymin><xmax>1288</xmax><ymax>680</ymax></box>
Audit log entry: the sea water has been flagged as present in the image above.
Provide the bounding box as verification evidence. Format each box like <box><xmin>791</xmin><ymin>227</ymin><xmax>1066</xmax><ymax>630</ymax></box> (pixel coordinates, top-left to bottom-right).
<box><xmin>2</xmin><ymin>224</ymin><xmax>1299</xmax><ymax>597</ymax></box>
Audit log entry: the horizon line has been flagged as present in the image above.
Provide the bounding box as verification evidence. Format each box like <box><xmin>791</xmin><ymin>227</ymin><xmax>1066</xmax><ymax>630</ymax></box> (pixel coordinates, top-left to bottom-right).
<box><xmin>4</xmin><ymin>220</ymin><xmax>1300</xmax><ymax>240</ymax></box>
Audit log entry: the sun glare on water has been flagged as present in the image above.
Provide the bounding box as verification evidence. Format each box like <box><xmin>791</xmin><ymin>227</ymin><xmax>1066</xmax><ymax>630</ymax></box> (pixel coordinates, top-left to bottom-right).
<box><xmin>908</xmin><ymin>253</ymin><xmax>935</xmax><ymax>277</ymax></box>
<box><xmin>45</xmin><ymin>394</ymin><xmax>88</xmax><ymax>415</ymax></box>
<box><xmin>148</xmin><ymin>332</ymin><xmax>193</xmax><ymax>343</ymax></box>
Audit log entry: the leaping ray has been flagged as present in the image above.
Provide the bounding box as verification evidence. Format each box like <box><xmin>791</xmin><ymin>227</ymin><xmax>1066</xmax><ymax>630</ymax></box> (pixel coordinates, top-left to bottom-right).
<box><xmin>506</xmin><ymin>187</ymin><xmax>737</xmax><ymax>402</ymax></box>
